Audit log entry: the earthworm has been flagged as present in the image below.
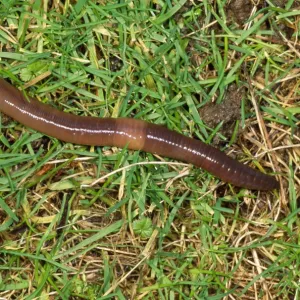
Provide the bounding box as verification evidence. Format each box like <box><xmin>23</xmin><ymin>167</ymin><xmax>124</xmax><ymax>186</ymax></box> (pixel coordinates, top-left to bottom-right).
<box><xmin>0</xmin><ymin>78</ymin><xmax>279</xmax><ymax>190</ymax></box>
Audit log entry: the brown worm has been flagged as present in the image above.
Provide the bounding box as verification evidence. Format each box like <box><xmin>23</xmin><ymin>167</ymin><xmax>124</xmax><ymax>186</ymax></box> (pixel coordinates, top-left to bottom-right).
<box><xmin>0</xmin><ymin>78</ymin><xmax>279</xmax><ymax>190</ymax></box>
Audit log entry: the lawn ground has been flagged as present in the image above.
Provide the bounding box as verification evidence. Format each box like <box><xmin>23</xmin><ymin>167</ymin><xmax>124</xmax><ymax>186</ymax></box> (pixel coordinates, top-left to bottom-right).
<box><xmin>0</xmin><ymin>1</ymin><xmax>299</xmax><ymax>299</ymax></box>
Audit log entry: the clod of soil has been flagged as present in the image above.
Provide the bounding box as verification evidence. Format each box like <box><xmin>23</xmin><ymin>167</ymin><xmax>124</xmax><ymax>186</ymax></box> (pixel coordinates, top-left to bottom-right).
<box><xmin>198</xmin><ymin>84</ymin><xmax>244</xmax><ymax>145</ymax></box>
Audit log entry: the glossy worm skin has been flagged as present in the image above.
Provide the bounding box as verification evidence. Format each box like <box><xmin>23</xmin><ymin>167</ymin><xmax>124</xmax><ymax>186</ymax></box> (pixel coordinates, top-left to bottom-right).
<box><xmin>0</xmin><ymin>78</ymin><xmax>279</xmax><ymax>190</ymax></box>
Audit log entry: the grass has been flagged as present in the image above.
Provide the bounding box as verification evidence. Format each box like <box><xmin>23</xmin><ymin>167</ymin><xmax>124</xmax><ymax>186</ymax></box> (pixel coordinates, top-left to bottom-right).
<box><xmin>0</xmin><ymin>0</ymin><xmax>299</xmax><ymax>299</ymax></box>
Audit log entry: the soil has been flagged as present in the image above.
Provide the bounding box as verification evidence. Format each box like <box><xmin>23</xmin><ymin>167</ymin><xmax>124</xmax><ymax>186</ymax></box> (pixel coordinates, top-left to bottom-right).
<box><xmin>226</xmin><ymin>0</ymin><xmax>253</xmax><ymax>25</ymax></box>
<box><xmin>227</xmin><ymin>0</ymin><xmax>300</xmax><ymax>26</ymax></box>
<box><xmin>198</xmin><ymin>84</ymin><xmax>244</xmax><ymax>145</ymax></box>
